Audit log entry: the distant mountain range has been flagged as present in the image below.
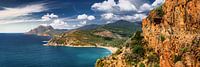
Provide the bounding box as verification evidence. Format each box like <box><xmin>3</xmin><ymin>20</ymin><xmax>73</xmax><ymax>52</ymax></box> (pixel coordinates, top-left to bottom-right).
<box><xmin>47</xmin><ymin>20</ymin><xmax>141</xmax><ymax>47</ymax></box>
<box><xmin>27</xmin><ymin>20</ymin><xmax>141</xmax><ymax>37</ymax></box>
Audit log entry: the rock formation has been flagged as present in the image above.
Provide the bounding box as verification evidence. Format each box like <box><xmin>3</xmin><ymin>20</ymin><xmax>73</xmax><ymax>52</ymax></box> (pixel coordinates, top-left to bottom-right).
<box><xmin>96</xmin><ymin>0</ymin><xmax>200</xmax><ymax>67</ymax></box>
<box><xmin>142</xmin><ymin>0</ymin><xmax>200</xmax><ymax>67</ymax></box>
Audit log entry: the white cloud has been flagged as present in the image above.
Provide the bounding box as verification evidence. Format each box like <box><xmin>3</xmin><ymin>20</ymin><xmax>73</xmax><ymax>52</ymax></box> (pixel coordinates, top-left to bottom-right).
<box><xmin>87</xmin><ymin>16</ymin><xmax>95</xmax><ymax>20</ymax></box>
<box><xmin>0</xmin><ymin>3</ymin><xmax>46</xmax><ymax>20</ymax></box>
<box><xmin>94</xmin><ymin>0</ymin><xmax>165</xmax><ymax>23</ymax></box>
<box><xmin>77</xmin><ymin>14</ymin><xmax>88</xmax><ymax>20</ymax></box>
<box><xmin>41</xmin><ymin>13</ymin><xmax>58</xmax><ymax>21</ymax></box>
<box><xmin>50</xmin><ymin>19</ymin><xmax>69</xmax><ymax>29</ymax></box>
<box><xmin>118</xmin><ymin>0</ymin><xmax>137</xmax><ymax>11</ymax></box>
<box><xmin>138</xmin><ymin>3</ymin><xmax>153</xmax><ymax>12</ymax></box>
<box><xmin>0</xmin><ymin>3</ymin><xmax>47</xmax><ymax>24</ymax></box>
<box><xmin>133</xmin><ymin>14</ymin><xmax>147</xmax><ymax>21</ymax></box>
<box><xmin>152</xmin><ymin>0</ymin><xmax>165</xmax><ymax>7</ymax></box>
<box><xmin>91</xmin><ymin>0</ymin><xmax>137</xmax><ymax>13</ymax></box>
<box><xmin>39</xmin><ymin>13</ymin><xmax>96</xmax><ymax>29</ymax></box>
<box><xmin>101</xmin><ymin>13</ymin><xmax>115</xmax><ymax>20</ymax></box>
<box><xmin>40</xmin><ymin>13</ymin><xmax>70</xmax><ymax>29</ymax></box>
<box><xmin>118</xmin><ymin>14</ymin><xmax>147</xmax><ymax>22</ymax></box>
<box><xmin>77</xmin><ymin>14</ymin><xmax>95</xmax><ymax>20</ymax></box>
<box><xmin>80</xmin><ymin>21</ymin><xmax>87</xmax><ymax>25</ymax></box>
<box><xmin>76</xmin><ymin>14</ymin><xmax>96</xmax><ymax>25</ymax></box>
<box><xmin>91</xmin><ymin>0</ymin><xmax>116</xmax><ymax>12</ymax></box>
<box><xmin>100</xmin><ymin>13</ymin><xmax>147</xmax><ymax>22</ymax></box>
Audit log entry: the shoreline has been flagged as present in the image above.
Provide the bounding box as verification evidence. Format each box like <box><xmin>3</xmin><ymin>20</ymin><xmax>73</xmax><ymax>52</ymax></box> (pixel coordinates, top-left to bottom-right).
<box><xmin>44</xmin><ymin>44</ymin><xmax>118</xmax><ymax>54</ymax></box>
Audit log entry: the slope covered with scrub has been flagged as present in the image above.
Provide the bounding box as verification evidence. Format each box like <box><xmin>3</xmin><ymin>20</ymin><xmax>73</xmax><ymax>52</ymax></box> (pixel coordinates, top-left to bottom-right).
<box><xmin>96</xmin><ymin>0</ymin><xmax>200</xmax><ymax>67</ymax></box>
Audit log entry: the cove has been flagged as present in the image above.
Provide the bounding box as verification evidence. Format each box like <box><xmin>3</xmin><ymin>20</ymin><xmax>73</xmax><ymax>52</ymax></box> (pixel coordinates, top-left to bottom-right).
<box><xmin>0</xmin><ymin>33</ymin><xmax>111</xmax><ymax>67</ymax></box>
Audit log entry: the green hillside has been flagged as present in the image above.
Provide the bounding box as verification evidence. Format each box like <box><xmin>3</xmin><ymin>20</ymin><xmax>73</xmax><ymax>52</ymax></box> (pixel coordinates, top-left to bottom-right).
<box><xmin>48</xmin><ymin>20</ymin><xmax>141</xmax><ymax>48</ymax></box>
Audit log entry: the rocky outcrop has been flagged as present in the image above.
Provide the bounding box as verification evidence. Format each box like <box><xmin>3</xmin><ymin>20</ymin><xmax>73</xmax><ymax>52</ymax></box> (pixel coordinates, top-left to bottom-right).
<box><xmin>142</xmin><ymin>0</ymin><xmax>200</xmax><ymax>67</ymax></box>
<box><xmin>95</xmin><ymin>0</ymin><xmax>200</xmax><ymax>67</ymax></box>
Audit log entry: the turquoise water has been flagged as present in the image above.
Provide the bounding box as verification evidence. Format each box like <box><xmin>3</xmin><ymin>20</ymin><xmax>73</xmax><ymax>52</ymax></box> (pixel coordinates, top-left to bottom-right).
<box><xmin>0</xmin><ymin>33</ymin><xmax>111</xmax><ymax>67</ymax></box>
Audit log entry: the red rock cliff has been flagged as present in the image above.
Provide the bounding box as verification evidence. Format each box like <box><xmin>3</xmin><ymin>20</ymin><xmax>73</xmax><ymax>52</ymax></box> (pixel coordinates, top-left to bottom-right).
<box><xmin>142</xmin><ymin>0</ymin><xmax>200</xmax><ymax>67</ymax></box>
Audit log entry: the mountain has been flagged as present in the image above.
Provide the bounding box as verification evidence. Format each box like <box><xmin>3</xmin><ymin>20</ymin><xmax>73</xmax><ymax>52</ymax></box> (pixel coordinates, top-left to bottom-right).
<box><xmin>100</xmin><ymin>20</ymin><xmax>141</xmax><ymax>37</ymax></box>
<box><xmin>96</xmin><ymin>0</ymin><xmax>200</xmax><ymax>67</ymax></box>
<box><xmin>76</xmin><ymin>24</ymin><xmax>101</xmax><ymax>30</ymax></box>
<box><xmin>47</xmin><ymin>20</ymin><xmax>140</xmax><ymax>47</ymax></box>
<box><xmin>26</xmin><ymin>25</ymin><xmax>68</xmax><ymax>36</ymax></box>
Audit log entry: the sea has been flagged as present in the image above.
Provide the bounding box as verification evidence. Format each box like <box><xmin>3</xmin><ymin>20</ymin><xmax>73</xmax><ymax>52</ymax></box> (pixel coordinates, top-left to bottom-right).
<box><xmin>0</xmin><ymin>33</ymin><xmax>111</xmax><ymax>67</ymax></box>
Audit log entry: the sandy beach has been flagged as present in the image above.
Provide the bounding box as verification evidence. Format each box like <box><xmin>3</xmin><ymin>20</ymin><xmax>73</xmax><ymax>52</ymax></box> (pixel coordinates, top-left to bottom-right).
<box><xmin>64</xmin><ymin>45</ymin><xmax>118</xmax><ymax>54</ymax></box>
<box><xmin>44</xmin><ymin>44</ymin><xmax>118</xmax><ymax>54</ymax></box>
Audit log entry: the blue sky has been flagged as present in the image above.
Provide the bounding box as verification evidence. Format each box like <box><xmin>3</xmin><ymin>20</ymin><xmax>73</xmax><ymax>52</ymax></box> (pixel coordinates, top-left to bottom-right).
<box><xmin>0</xmin><ymin>0</ymin><xmax>165</xmax><ymax>33</ymax></box>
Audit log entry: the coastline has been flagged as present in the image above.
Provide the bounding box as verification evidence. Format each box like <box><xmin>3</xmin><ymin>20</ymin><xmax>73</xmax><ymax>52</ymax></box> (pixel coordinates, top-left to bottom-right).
<box><xmin>44</xmin><ymin>44</ymin><xmax>118</xmax><ymax>54</ymax></box>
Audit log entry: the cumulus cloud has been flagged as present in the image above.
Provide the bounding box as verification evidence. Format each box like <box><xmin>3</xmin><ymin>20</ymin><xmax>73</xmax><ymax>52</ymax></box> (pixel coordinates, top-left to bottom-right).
<box><xmin>77</xmin><ymin>14</ymin><xmax>95</xmax><ymax>20</ymax></box>
<box><xmin>40</xmin><ymin>13</ymin><xmax>96</xmax><ymax>29</ymax></box>
<box><xmin>77</xmin><ymin>14</ymin><xmax>88</xmax><ymax>20</ymax></box>
<box><xmin>101</xmin><ymin>13</ymin><xmax>115</xmax><ymax>20</ymax></box>
<box><xmin>100</xmin><ymin>13</ymin><xmax>147</xmax><ymax>22</ymax></box>
<box><xmin>87</xmin><ymin>16</ymin><xmax>96</xmax><ymax>20</ymax></box>
<box><xmin>76</xmin><ymin>14</ymin><xmax>96</xmax><ymax>26</ymax></box>
<box><xmin>91</xmin><ymin>0</ymin><xmax>137</xmax><ymax>13</ymax></box>
<box><xmin>138</xmin><ymin>3</ymin><xmax>153</xmax><ymax>12</ymax></box>
<box><xmin>94</xmin><ymin>0</ymin><xmax>165</xmax><ymax>22</ymax></box>
<box><xmin>41</xmin><ymin>13</ymin><xmax>58</xmax><ymax>21</ymax></box>
<box><xmin>40</xmin><ymin>13</ymin><xmax>70</xmax><ymax>29</ymax></box>
<box><xmin>118</xmin><ymin>0</ymin><xmax>137</xmax><ymax>11</ymax></box>
<box><xmin>91</xmin><ymin>0</ymin><xmax>116</xmax><ymax>12</ymax></box>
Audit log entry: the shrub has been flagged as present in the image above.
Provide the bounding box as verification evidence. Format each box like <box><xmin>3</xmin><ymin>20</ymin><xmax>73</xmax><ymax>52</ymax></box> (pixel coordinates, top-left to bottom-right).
<box><xmin>148</xmin><ymin>54</ymin><xmax>159</xmax><ymax>62</ymax></box>
<box><xmin>160</xmin><ymin>34</ymin><xmax>165</xmax><ymax>42</ymax></box>
<box><xmin>154</xmin><ymin>63</ymin><xmax>160</xmax><ymax>67</ymax></box>
<box><xmin>155</xmin><ymin>6</ymin><xmax>164</xmax><ymax>17</ymax></box>
<box><xmin>180</xmin><ymin>47</ymin><xmax>188</xmax><ymax>53</ymax></box>
<box><xmin>174</xmin><ymin>55</ymin><xmax>182</xmax><ymax>63</ymax></box>
<box><xmin>132</xmin><ymin>45</ymin><xmax>145</xmax><ymax>56</ymax></box>
<box><xmin>115</xmin><ymin>49</ymin><xmax>122</xmax><ymax>55</ymax></box>
<box><xmin>103</xmin><ymin>37</ymin><xmax>113</xmax><ymax>41</ymax></box>
<box><xmin>56</xmin><ymin>38</ymin><xmax>66</xmax><ymax>44</ymax></box>
<box><xmin>133</xmin><ymin>31</ymin><xmax>143</xmax><ymax>41</ymax></box>
<box><xmin>139</xmin><ymin>63</ymin><xmax>145</xmax><ymax>67</ymax></box>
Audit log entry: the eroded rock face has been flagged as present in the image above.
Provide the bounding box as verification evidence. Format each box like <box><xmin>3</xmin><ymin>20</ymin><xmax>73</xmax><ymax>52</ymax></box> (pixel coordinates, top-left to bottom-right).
<box><xmin>142</xmin><ymin>0</ymin><xmax>200</xmax><ymax>67</ymax></box>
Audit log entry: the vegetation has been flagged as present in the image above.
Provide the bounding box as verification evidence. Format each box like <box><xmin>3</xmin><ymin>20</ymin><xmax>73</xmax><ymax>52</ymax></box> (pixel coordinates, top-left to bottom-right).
<box><xmin>173</xmin><ymin>55</ymin><xmax>182</xmax><ymax>63</ymax></box>
<box><xmin>155</xmin><ymin>6</ymin><xmax>164</xmax><ymax>17</ymax></box>
<box><xmin>132</xmin><ymin>45</ymin><xmax>145</xmax><ymax>56</ymax></box>
<box><xmin>160</xmin><ymin>34</ymin><xmax>165</xmax><ymax>42</ymax></box>
<box><xmin>180</xmin><ymin>47</ymin><xmax>188</xmax><ymax>53</ymax></box>
<box><xmin>101</xmin><ymin>20</ymin><xmax>141</xmax><ymax>37</ymax></box>
<box><xmin>96</xmin><ymin>30</ymin><xmax>160</xmax><ymax>67</ymax></box>
<box><xmin>139</xmin><ymin>63</ymin><xmax>145</xmax><ymax>67</ymax></box>
<box><xmin>154</xmin><ymin>63</ymin><xmax>160</xmax><ymax>67</ymax></box>
<box><xmin>115</xmin><ymin>49</ymin><xmax>122</xmax><ymax>55</ymax></box>
<box><xmin>122</xmin><ymin>31</ymin><xmax>160</xmax><ymax>66</ymax></box>
<box><xmin>49</xmin><ymin>20</ymin><xmax>140</xmax><ymax>48</ymax></box>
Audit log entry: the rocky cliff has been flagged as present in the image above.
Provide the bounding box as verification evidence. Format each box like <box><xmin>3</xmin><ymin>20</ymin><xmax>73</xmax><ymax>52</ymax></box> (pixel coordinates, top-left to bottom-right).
<box><xmin>96</xmin><ymin>0</ymin><xmax>200</xmax><ymax>67</ymax></box>
<box><xmin>142</xmin><ymin>0</ymin><xmax>200</xmax><ymax>67</ymax></box>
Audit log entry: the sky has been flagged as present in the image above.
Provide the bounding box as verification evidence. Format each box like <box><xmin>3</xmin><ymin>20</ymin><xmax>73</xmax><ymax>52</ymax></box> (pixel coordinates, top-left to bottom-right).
<box><xmin>0</xmin><ymin>0</ymin><xmax>165</xmax><ymax>33</ymax></box>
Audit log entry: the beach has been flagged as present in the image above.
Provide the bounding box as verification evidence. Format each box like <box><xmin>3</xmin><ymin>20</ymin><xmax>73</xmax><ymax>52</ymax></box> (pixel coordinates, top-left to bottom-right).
<box><xmin>44</xmin><ymin>44</ymin><xmax>118</xmax><ymax>54</ymax></box>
